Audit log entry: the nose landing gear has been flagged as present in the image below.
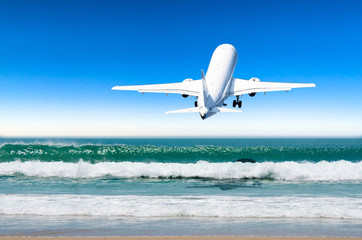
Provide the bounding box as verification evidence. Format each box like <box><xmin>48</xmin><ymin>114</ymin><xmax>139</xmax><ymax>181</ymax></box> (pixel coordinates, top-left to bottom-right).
<box><xmin>233</xmin><ymin>95</ymin><xmax>242</xmax><ymax>108</ymax></box>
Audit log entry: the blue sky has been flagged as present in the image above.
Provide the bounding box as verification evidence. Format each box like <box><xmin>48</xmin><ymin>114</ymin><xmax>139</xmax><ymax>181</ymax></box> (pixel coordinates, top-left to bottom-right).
<box><xmin>0</xmin><ymin>0</ymin><xmax>361</xmax><ymax>137</ymax></box>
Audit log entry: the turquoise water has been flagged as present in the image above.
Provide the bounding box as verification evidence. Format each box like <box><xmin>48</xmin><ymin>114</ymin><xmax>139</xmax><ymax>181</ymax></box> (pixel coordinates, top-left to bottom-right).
<box><xmin>0</xmin><ymin>138</ymin><xmax>361</xmax><ymax>236</ymax></box>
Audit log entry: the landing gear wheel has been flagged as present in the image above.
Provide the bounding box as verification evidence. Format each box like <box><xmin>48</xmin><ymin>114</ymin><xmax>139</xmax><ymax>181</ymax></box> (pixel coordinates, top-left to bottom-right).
<box><xmin>233</xmin><ymin>100</ymin><xmax>237</xmax><ymax>108</ymax></box>
<box><xmin>238</xmin><ymin>101</ymin><xmax>242</xmax><ymax>108</ymax></box>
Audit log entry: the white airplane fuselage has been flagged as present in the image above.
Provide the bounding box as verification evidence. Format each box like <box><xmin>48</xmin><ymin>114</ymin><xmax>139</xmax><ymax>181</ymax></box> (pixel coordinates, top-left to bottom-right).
<box><xmin>199</xmin><ymin>44</ymin><xmax>238</xmax><ymax>119</ymax></box>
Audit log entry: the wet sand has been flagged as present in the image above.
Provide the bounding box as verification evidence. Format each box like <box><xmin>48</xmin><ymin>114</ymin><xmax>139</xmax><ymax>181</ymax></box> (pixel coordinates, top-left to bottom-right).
<box><xmin>1</xmin><ymin>237</ymin><xmax>362</xmax><ymax>240</ymax></box>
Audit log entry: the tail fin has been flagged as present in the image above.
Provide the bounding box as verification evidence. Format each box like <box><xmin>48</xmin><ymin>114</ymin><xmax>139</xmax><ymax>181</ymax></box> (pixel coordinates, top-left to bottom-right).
<box><xmin>165</xmin><ymin>107</ymin><xmax>199</xmax><ymax>114</ymax></box>
<box><xmin>198</xmin><ymin>69</ymin><xmax>208</xmax><ymax>107</ymax></box>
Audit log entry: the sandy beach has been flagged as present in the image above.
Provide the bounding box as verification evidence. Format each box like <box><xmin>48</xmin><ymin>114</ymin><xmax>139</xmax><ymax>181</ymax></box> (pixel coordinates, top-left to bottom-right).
<box><xmin>1</xmin><ymin>237</ymin><xmax>362</xmax><ymax>240</ymax></box>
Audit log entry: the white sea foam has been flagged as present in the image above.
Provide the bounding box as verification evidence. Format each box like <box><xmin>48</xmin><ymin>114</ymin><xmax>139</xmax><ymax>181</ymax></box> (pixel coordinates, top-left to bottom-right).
<box><xmin>0</xmin><ymin>160</ymin><xmax>362</xmax><ymax>181</ymax></box>
<box><xmin>0</xmin><ymin>194</ymin><xmax>361</xmax><ymax>219</ymax></box>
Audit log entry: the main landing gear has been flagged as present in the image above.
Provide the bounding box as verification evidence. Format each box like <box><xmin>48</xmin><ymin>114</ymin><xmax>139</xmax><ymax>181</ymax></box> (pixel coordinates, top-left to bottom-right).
<box><xmin>233</xmin><ymin>96</ymin><xmax>242</xmax><ymax>108</ymax></box>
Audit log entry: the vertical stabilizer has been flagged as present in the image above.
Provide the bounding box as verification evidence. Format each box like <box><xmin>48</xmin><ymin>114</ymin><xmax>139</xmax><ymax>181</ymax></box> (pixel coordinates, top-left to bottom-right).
<box><xmin>199</xmin><ymin>69</ymin><xmax>208</xmax><ymax>107</ymax></box>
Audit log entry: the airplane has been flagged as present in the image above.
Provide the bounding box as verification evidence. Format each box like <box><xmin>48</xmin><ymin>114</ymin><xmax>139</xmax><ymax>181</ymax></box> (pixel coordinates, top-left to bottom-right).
<box><xmin>112</xmin><ymin>44</ymin><xmax>316</xmax><ymax>120</ymax></box>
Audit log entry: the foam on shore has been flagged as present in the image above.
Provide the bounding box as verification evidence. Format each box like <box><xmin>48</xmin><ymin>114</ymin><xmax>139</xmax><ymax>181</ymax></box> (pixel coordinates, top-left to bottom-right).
<box><xmin>0</xmin><ymin>194</ymin><xmax>361</xmax><ymax>219</ymax></box>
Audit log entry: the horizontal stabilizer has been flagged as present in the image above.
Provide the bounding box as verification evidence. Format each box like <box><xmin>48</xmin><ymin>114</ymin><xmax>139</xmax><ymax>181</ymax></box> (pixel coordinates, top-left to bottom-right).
<box><xmin>165</xmin><ymin>107</ymin><xmax>199</xmax><ymax>114</ymax></box>
<box><xmin>216</xmin><ymin>107</ymin><xmax>242</xmax><ymax>113</ymax></box>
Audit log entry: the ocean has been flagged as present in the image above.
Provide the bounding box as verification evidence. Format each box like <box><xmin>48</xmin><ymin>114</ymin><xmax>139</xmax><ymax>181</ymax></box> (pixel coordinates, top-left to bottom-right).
<box><xmin>0</xmin><ymin>138</ymin><xmax>361</xmax><ymax>237</ymax></box>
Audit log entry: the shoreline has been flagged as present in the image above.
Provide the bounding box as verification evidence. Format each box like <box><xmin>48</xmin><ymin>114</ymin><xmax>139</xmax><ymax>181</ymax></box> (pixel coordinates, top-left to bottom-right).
<box><xmin>1</xmin><ymin>237</ymin><xmax>362</xmax><ymax>240</ymax></box>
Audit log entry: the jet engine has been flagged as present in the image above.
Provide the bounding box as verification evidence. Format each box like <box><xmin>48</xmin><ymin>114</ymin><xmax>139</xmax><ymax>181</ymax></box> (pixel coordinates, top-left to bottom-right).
<box><xmin>249</xmin><ymin>77</ymin><xmax>260</xmax><ymax>82</ymax></box>
<box><xmin>182</xmin><ymin>79</ymin><xmax>193</xmax><ymax>98</ymax></box>
<box><xmin>248</xmin><ymin>78</ymin><xmax>260</xmax><ymax>97</ymax></box>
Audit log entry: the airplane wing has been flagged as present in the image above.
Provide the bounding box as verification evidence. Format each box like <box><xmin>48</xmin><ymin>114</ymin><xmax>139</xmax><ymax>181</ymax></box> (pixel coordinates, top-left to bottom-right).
<box><xmin>230</xmin><ymin>78</ymin><xmax>316</xmax><ymax>96</ymax></box>
<box><xmin>112</xmin><ymin>79</ymin><xmax>202</xmax><ymax>97</ymax></box>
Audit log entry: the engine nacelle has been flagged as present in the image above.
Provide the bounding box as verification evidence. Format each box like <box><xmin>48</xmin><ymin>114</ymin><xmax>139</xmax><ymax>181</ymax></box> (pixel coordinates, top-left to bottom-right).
<box><xmin>181</xmin><ymin>79</ymin><xmax>193</xmax><ymax>98</ymax></box>
<box><xmin>249</xmin><ymin>77</ymin><xmax>260</xmax><ymax>82</ymax></box>
<box><xmin>248</xmin><ymin>78</ymin><xmax>259</xmax><ymax>97</ymax></box>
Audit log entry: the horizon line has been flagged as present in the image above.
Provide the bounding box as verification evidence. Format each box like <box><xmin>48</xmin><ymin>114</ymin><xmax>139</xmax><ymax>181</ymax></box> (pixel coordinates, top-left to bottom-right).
<box><xmin>0</xmin><ymin>136</ymin><xmax>361</xmax><ymax>139</ymax></box>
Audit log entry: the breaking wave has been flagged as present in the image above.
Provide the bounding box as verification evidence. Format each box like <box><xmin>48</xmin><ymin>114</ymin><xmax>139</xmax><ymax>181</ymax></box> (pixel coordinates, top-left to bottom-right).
<box><xmin>0</xmin><ymin>194</ymin><xmax>361</xmax><ymax>219</ymax></box>
<box><xmin>0</xmin><ymin>160</ymin><xmax>361</xmax><ymax>181</ymax></box>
